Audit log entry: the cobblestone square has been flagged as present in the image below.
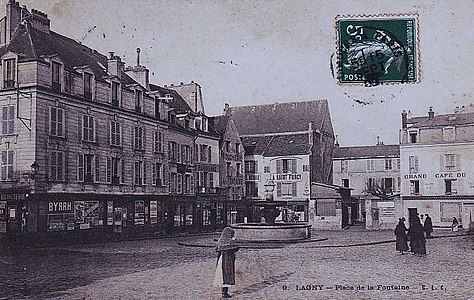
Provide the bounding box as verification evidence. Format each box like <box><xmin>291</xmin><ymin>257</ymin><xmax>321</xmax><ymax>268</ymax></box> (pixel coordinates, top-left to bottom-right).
<box><xmin>0</xmin><ymin>229</ymin><xmax>472</xmax><ymax>300</ymax></box>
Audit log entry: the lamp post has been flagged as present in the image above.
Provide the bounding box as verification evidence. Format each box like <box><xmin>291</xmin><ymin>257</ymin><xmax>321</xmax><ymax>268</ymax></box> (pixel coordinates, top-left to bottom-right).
<box><xmin>30</xmin><ymin>161</ymin><xmax>39</xmax><ymax>194</ymax></box>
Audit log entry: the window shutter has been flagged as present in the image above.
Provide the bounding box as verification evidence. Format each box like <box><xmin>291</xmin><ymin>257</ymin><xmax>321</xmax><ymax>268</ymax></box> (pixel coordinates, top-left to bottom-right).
<box><xmin>64</xmin><ymin>151</ymin><xmax>69</xmax><ymax>183</ymax></box>
<box><xmin>456</xmin><ymin>154</ymin><xmax>461</xmax><ymax>171</ymax></box>
<box><xmin>142</xmin><ymin>128</ymin><xmax>146</xmax><ymax>151</ymax></box>
<box><xmin>78</xmin><ymin>154</ymin><xmax>84</xmax><ymax>182</ymax></box>
<box><xmin>79</xmin><ymin>115</ymin><xmax>83</xmax><ymax>141</ymax></box>
<box><xmin>120</xmin><ymin>160</ymin><xmax>125</xmax><ymax>184</ymax></box>
<box><xmin>94</xmin><ymin>155</ymin><xmax>100</xmax><ymax>183</ymax></box>
<box><xmin>291</xmin><ymin>159</ymin><xmax>297</xmax><ymax>173</ymax></box>
<box><xmin>440</xmin><ymin>155</ymin><xmax>444</xmax><ymax>172</ymax></box>
<box><xmin>414</xmin><ymin>156</ymin><xmax>419</xmax><ymax>173</ymax></box>
<box><xmin>94</xmin><ymin>118</ymin><xmax>98</xmax><ymax>143</ymax></box>
<box><xmin>276</xmin><ymin>160</ymin><xmax>282</xmax><ymax>174</ymax></box>
<box><xmin>143</xmin><ymin>161</ymin><xmax>147</xmax><ymax>185</ymax></box>
<box><xmin>106</xmin><ymin>157</ymin><xmax>111</xmax><ymax>183</ymax></box>
<box><xmin>108</xmin><ymin>122</ymin><xmax>112</xmax><ymax>145</ymax></box>
<box><xmin>292</xmin><ymin>182</ymin><xmax>297</xmax><ymax>196</ymax></box>
<box><xmin>276</xmin><ymin>182</ymin><xmax>282</xmax><ymax>197</ymax></box>
<box><xmin>152</xmin><ymin>131</ymin><xmax>156</xmax><ymax>153</ymax></box>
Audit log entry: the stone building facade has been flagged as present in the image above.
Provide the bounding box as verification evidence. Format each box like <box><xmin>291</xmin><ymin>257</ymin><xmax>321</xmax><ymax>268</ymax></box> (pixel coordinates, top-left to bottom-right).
<box><xmin>228</xmin><ymin>100</ymin><xmax>335</xmax><ymax>224</ymax></box>
<box><xmin>0</xmin><ymin>1</ymin><xmax>226</xmax><ymax>242</ymax></box>
<box><xmin>400</xmin><ymin>107</ymin><xmax>474</xmax><ymax>229</ymax></box>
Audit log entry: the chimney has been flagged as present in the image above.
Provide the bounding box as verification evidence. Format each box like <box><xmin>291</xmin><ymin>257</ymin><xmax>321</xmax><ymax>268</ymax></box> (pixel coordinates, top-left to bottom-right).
<box><xmin>107</xmin><ymin>52</ymin><xmax>122</xmax><ymax>78</ymax></box>
<box><xmin>5</xmin><ymin>1</ymin><xmax>21</xmax><ymax>44</ymax></box>
<box><xmin>335</xmin><ymin>135</ymin><xmax>340</xmax><ymax>147</ymax></box>
<box><xmin>428</xmin><ymin>106</ymin><xmax>434</xmax><ymax>120</ymax></box>
<box><xmin>124</xmin><ymin>47</ymin><xmax>150</xmax><ymax>90</ymax></box>
<box><xmin>28</xmin><ymin>8</ymin><xmax>50</xmax><ymax>33</ymax></box>
<box><xmin>376</xmin><ymin>136</ymin><xmax>380</xmax><ymax>145</ymax></box>
<box><xmin>401</xmin><ymin>110</ymin><xmax>407</xmax><ymax>129</ymax></box>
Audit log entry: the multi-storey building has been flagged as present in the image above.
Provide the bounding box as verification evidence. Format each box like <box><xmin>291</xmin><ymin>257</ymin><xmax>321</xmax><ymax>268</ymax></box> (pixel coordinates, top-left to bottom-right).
<box><xmin>228</xmin><ymin>100</ymin><xmax>335</xmax><ymax>224</ymax></box>
<box><xmin>333</xmin><ymin>141</ymin><xmax>401</xmax><ymax>229</ymax></box>
<box><xmin>400</xmin><ymin>107</ymin><xmax>474</xmax><ymax>229</ymax></box>
<box><xmin>0</xmin><ymin>1</ymin><xmax>224</xmax><ymax>241</ymax></box>
<box><xmin>209</xmin><ymin>111</ymin><xmax>246</xmax><ymax>224</ymax></box>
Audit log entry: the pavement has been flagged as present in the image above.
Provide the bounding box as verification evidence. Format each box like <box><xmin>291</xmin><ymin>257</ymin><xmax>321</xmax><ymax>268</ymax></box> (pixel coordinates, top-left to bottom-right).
<box><xmin>0</xmin><ymin>228</ymin><xmax>472</xmax><ymax>300</ymax></box>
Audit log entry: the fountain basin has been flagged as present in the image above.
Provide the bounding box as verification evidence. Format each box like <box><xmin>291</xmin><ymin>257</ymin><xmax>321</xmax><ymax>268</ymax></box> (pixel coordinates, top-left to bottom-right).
<box><xmin>231</xmin><ymin>223</ymin><xmax>312</xmax><ymax>242</ymax></box>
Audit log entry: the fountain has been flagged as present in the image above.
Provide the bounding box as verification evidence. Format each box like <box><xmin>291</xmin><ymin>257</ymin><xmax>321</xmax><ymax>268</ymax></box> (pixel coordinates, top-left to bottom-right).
<box><xmin>231</xmin><ymin>179</ymin><xmax>312</xmax><ymax>242</ymax></box>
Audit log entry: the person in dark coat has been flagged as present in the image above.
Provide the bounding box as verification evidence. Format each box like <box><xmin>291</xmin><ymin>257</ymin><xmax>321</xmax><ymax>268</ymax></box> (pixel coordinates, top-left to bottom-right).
<box><xmin>452</xmin><ymin>217</ymin><xmax>459</xmax><ymax>232</ymax></box>
<box><xmin>408</xmin><ymin>217</ymin><xmax>426</xmax><ymax>256</ymax></box>
<box><xmin>213</xmin><ymin>227</ymin><xmax>239</xmax><ymax>298</ymax></box>
<box><xmin>394</xmin><ymin>218</ymin><xmax>409</xmax><ymax>254</ymax></box>
<box><xmin>424</xmin><ymin>214</ymin><xmax>433</xmax><ymax>238</ymax></box>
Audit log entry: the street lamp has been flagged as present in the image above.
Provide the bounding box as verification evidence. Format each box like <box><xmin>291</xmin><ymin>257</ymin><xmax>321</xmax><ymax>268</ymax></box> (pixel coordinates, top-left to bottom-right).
<box><xmin>264</xmin><ymin>178</ymin><xmax>275</xmax><ymax>202</ymax></box>
<box><xmin>30</xmin><ymin>161</ymin><xmax>39</xmax><ymax>193</ymax></box>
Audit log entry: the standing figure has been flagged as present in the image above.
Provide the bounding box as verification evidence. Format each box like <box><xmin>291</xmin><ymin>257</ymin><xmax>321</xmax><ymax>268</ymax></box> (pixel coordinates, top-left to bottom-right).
<box><xmin>452</xmin><ymin>217</ymin><xmax>459</xmax><ymax>232</ymax></box>
<box><xmin>214</xmin><ymin>227</ymin><xmax>240</xmax><ymax>298</ymax></box>
<box><xmin>394</xmin><ymin>218</ymin><xmax>409</xmax><ymax>254</ymax></box>
<box><xmin>409</xmin><ymin>217</ymin><xmax>426</xmax><ymax>256</ymax></box>
<box><xmin>424</xmin><ymin>214</ymin><xmax>433</xmax><ymax>238</ymax></box>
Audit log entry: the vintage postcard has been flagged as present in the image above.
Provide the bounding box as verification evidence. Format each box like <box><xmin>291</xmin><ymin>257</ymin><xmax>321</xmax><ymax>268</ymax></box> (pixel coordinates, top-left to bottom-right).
<box><xmin>0</xmin><ymin>1</ymin><xmax>472</xmax><ymax>300</ymax></box>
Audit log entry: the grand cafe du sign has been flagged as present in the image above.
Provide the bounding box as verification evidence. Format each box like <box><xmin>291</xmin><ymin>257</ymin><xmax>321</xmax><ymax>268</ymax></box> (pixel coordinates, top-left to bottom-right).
<box><xmin>403</xmin><ymin>172</ymin><xmax>467</xmax><ymax>180</ymax></box>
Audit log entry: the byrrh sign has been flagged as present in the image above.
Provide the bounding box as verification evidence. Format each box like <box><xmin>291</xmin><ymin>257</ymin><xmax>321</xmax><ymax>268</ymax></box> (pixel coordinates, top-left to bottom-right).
<box><xmin>272</xmin><ymin>173</ymin><xmax>302</xmax><ymax>181</ymax></box>
<box><xmin>48</xmin><ymin>201</ymin><xmax>74</xmax><ymax>213</ymax></box>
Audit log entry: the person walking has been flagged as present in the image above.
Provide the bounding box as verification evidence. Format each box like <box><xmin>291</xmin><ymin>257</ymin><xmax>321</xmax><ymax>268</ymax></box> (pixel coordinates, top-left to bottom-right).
<box><xmin>424</xmin><ymin>214</ymin><xmax>433</xmax><ymax>238</ymax></box>
<box><xmin>452</xmin><ymin>217</ymin><xmax>459</xmax><ymax>232</ymax></box>
<box><xmin>394</xmin><ymin>218</ymin><xmax>409</xmax><ymax>255</ymax></box>
<box><xmin>213</xmin><ymin>227</ymin><xmax>240</xmax><ymax>298</ymax></box>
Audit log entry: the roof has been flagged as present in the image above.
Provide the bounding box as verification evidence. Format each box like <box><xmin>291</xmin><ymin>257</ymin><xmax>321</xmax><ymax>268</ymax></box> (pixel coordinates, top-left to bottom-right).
<box><xmin>228</xmin><ymin>100</ymin><xmax>334</xmax><ymax>136</ymax></box>
<box><xmin>409</xmin><ymin>112</ymin><xmax>474</xmax><ymax>129</ymax></box>
<box><xmin>334</xmin><ymin>144</ymin><xmax>399</xmax><ymax>159</ymax></box>
<box><xmin>0</xmin><ymin>22</ymin><xmax>136</xmax><ymax>85</ymax></box>
<box><xmin>242</xmin><ymin>133</ymin><xmax>311</xmax><ymax>157</ymax></box>
<box><xmin>149</xmin><ymin>84</ymin><xmax>193</xmax><ymax>113</ymax></box>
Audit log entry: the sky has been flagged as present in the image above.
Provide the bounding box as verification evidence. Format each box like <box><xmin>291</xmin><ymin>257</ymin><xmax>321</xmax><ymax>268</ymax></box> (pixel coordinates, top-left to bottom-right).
<box><xmin>16</xmin><ymin>0</ymin><xmax>474</xmax><ymax>146</ymax></box>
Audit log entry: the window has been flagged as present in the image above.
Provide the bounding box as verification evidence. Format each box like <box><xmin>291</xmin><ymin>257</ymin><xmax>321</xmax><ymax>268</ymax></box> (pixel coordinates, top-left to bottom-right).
<box><xmin>111</xmin><ymin>82</ymin><xmax>120</xmax><ymax>107</ymax></box>
<box><xmin>236</xmin><ymin>163</ymin><xmax>241</xmax><ymax>176</ymax></box>
<box><xmin>277</xmin><ymin>182</ymin><xmax>297</xmax><ymax>197</ymax></box>
<box><xmin>65</xmin><ymin>72</ymin><xmax>73</xmax><ymax>93</ymax></box>
<box><xmin>3</xmin><ymin>58</ymin><xmax>16</xmax><ymax>88</ymax></box>
<box><xmin>2</xmin><ymin>105</ymin><xmax>15</xmax><ymax>134</ymax></box>
<box><xmin>408</xmin><ymin>156</ymin><xmax>418</xmax><ymax>174</ymax></box>
<box><xmin>110</xmin><ymin>121</ymin><xmax>122</xmax><ymax>146</ymax></box>
<box><xmin>78</xmin><ymin>154</ymin><xmax>95</xmax><ymax>183</ymax></box>
<box><xmin>277</xmin><ymin>159</ymin><xmax>297</xmax><ymax>174</ymax></box>
<box><xmin>409</xmin><ymin>131</ymin><xmax>418</xmax><ymax>143</ymax></box>
<box><xmin>366</xmin><ymin>160</ymin><xmax>376</xmax><ymax>171</ymax></box>
<box><xmin>245</xmin><ymin>181</ymin><xmax>258</xmax><ymax>197</ymax></box>
<box><xmin>444</xmin><ymin>154</ymin><xmax>456</xmax><ymax>171</ymax></box>
<box><xmin>52</xmin><ymin>62</ymin><xmax>61</xmax><ymax>91</ymax></box>
<box><xmin>134</xmin><ymin>161</ymin><xmax>143</xmax><ymax>185</ymax></box>
<box><xmin>0</xmin><ymin>150</ymin><xmax>14</xmax><ymax>181</ymax></box>
<box><xmin>235</xmin><ymin>143</ymin><xmax>240</xmax><ymax>154</ymax></box>
<box><xmin>106</xmin><ymin>157</ymin><xmax>122</xmax><ymax>185</ymax></box>
<box><xmin>49</xmin><ymin>151</ymin><xmax>64</xmax><ymax>181</ymax></box>
<box><xmin>82</xmin><ymin>115</ymin><xmax>95</xmax><ymax>142</ymax></box>
<box><xmin>396</xmin><ymin>159</ymin><xmax>400</xmax><ymax>170</ymax></box>
<box><xmin>244</xmin><ymin>161</ymin><xmax>257</xmax><ymax>174</ymax></box>
<box><xmin>169</xmin><ymin>141</ymin><xmax>178</xmax><ymax>162</ymax></box>
<box><xmin>84</xmin><ymin>73</ymin><xmax>93</xmax><ymax>100</ymax></box>
<box><xmin>153</xmin><ymin>131</ymin><xmax>163</xmax><ymax>153</ymax></box>
<box><xmin>264</xmin><ymin>166</ymin><xmax>270</xmax><ymax>173</ymax></box>
<box><xmin>342</xmin><ymin>179</ymin><xmax>349</xmax><ymax>188</ymax></box>
<box><xmin>50</xmin><ymin>107</ymin><xmax>65</xmax><ymax>137</ymax></box>
<box><xmin>341</xmin><ymin>160</ymin><xmax>348</xmax><ymax>172</ymax></box>
<box><xmin>445</xmin><ymin>179</ymin><xmax>457</xmax><ymax>195</ymax></box>
<box><xmin>410</xmin><ymin>180</ymin><xmax>420</xmax><ymax>195</ymax></box>
<box><xmin>152</xmin><ymin>162</ymin><xmax>162</xmax><ymax>186</ymax></box>
<box><xmin>383</xmin><ymin>178</ymin><xmax>393</xmax><ymax>194</ymax></box>
<box><xmin>133</xmin><ymin>126</ymin><xmax>144</xmax><ymax>151</ymax></box>
<box><xmin>385</xmin><ymin>159</ymin><xmax>392</xmax><ymax>170</ymax></box>
<box><xmin>226</xmin><ymin>162</ymin><xmax>231</xmax><ymax>176</ymax></box>
<box><xmin>225</xmin><ymin>141</ymin><xmax>230</xmax><ymax>152</ymax></box>
<box><xmin>135</xmin><ymin>90</ymin><xmax>142</xmax><ymax>113</ymax></box>
<box><xmin>367</xmin><ymin>178</ymin><xmax>376</xmax><ymax>191</ymax></box>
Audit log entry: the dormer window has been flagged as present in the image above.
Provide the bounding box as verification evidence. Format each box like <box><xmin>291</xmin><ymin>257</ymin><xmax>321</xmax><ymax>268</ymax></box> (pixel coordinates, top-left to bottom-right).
<box><xmin>84</xmin><ymin>72</ymin><xmax>93</xmax><ymax>100</ymax></box>
<box><xmin>135</xmin><ymin>89</ymin><xmax>142</xmax><ymax>113</ymax></box>
<box><xmin>443</xmin><ymin>127</ymin><xmax>455</xmax><ymax>142</ymax></box>
<box><xmin>154</xmin><ymin>98</ymin><xmax>160</xmax><ymax>119</ymax></box>
<box><xmin>202</xmin><ymin>117</ymin><xmax>208</xmax><ymax>132</ymax></box>
<box><xmin>3</xmin><ymin>58</ymin><xmax>16</xmax><ymax>89</ymax></box>
<box><xmin>51</xmin><ymin>61</ymin><xmax>62</xmax><ymax>92</ymax></box>
<box><xmin>111</xmin><ymin>82</ymin><xmax>120</xmax><ymax>107</ymax></box>
<box><xmin>409</xmin><ymin>130</ymin><xmax>418</xmax><ymax>143</ymax></box>
<box><xmin>65</xmin><ymin>72</ymin><xmax>73</xmax><ymax>94</ymax></box>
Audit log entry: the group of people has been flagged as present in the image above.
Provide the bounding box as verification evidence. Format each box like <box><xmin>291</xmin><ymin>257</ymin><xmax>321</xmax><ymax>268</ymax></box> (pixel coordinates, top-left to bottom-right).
<box><xmin>394</xmin><ymin>214</ymin><xmax>433</xmax><ymax>256</ymax></box>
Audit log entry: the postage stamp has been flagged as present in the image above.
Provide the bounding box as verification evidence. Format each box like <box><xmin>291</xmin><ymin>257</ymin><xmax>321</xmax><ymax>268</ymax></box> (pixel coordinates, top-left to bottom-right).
<box><xmin>336</xmin><ymin>14</ymin><xmax>419</xmax><ymax>86</ymax></box>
